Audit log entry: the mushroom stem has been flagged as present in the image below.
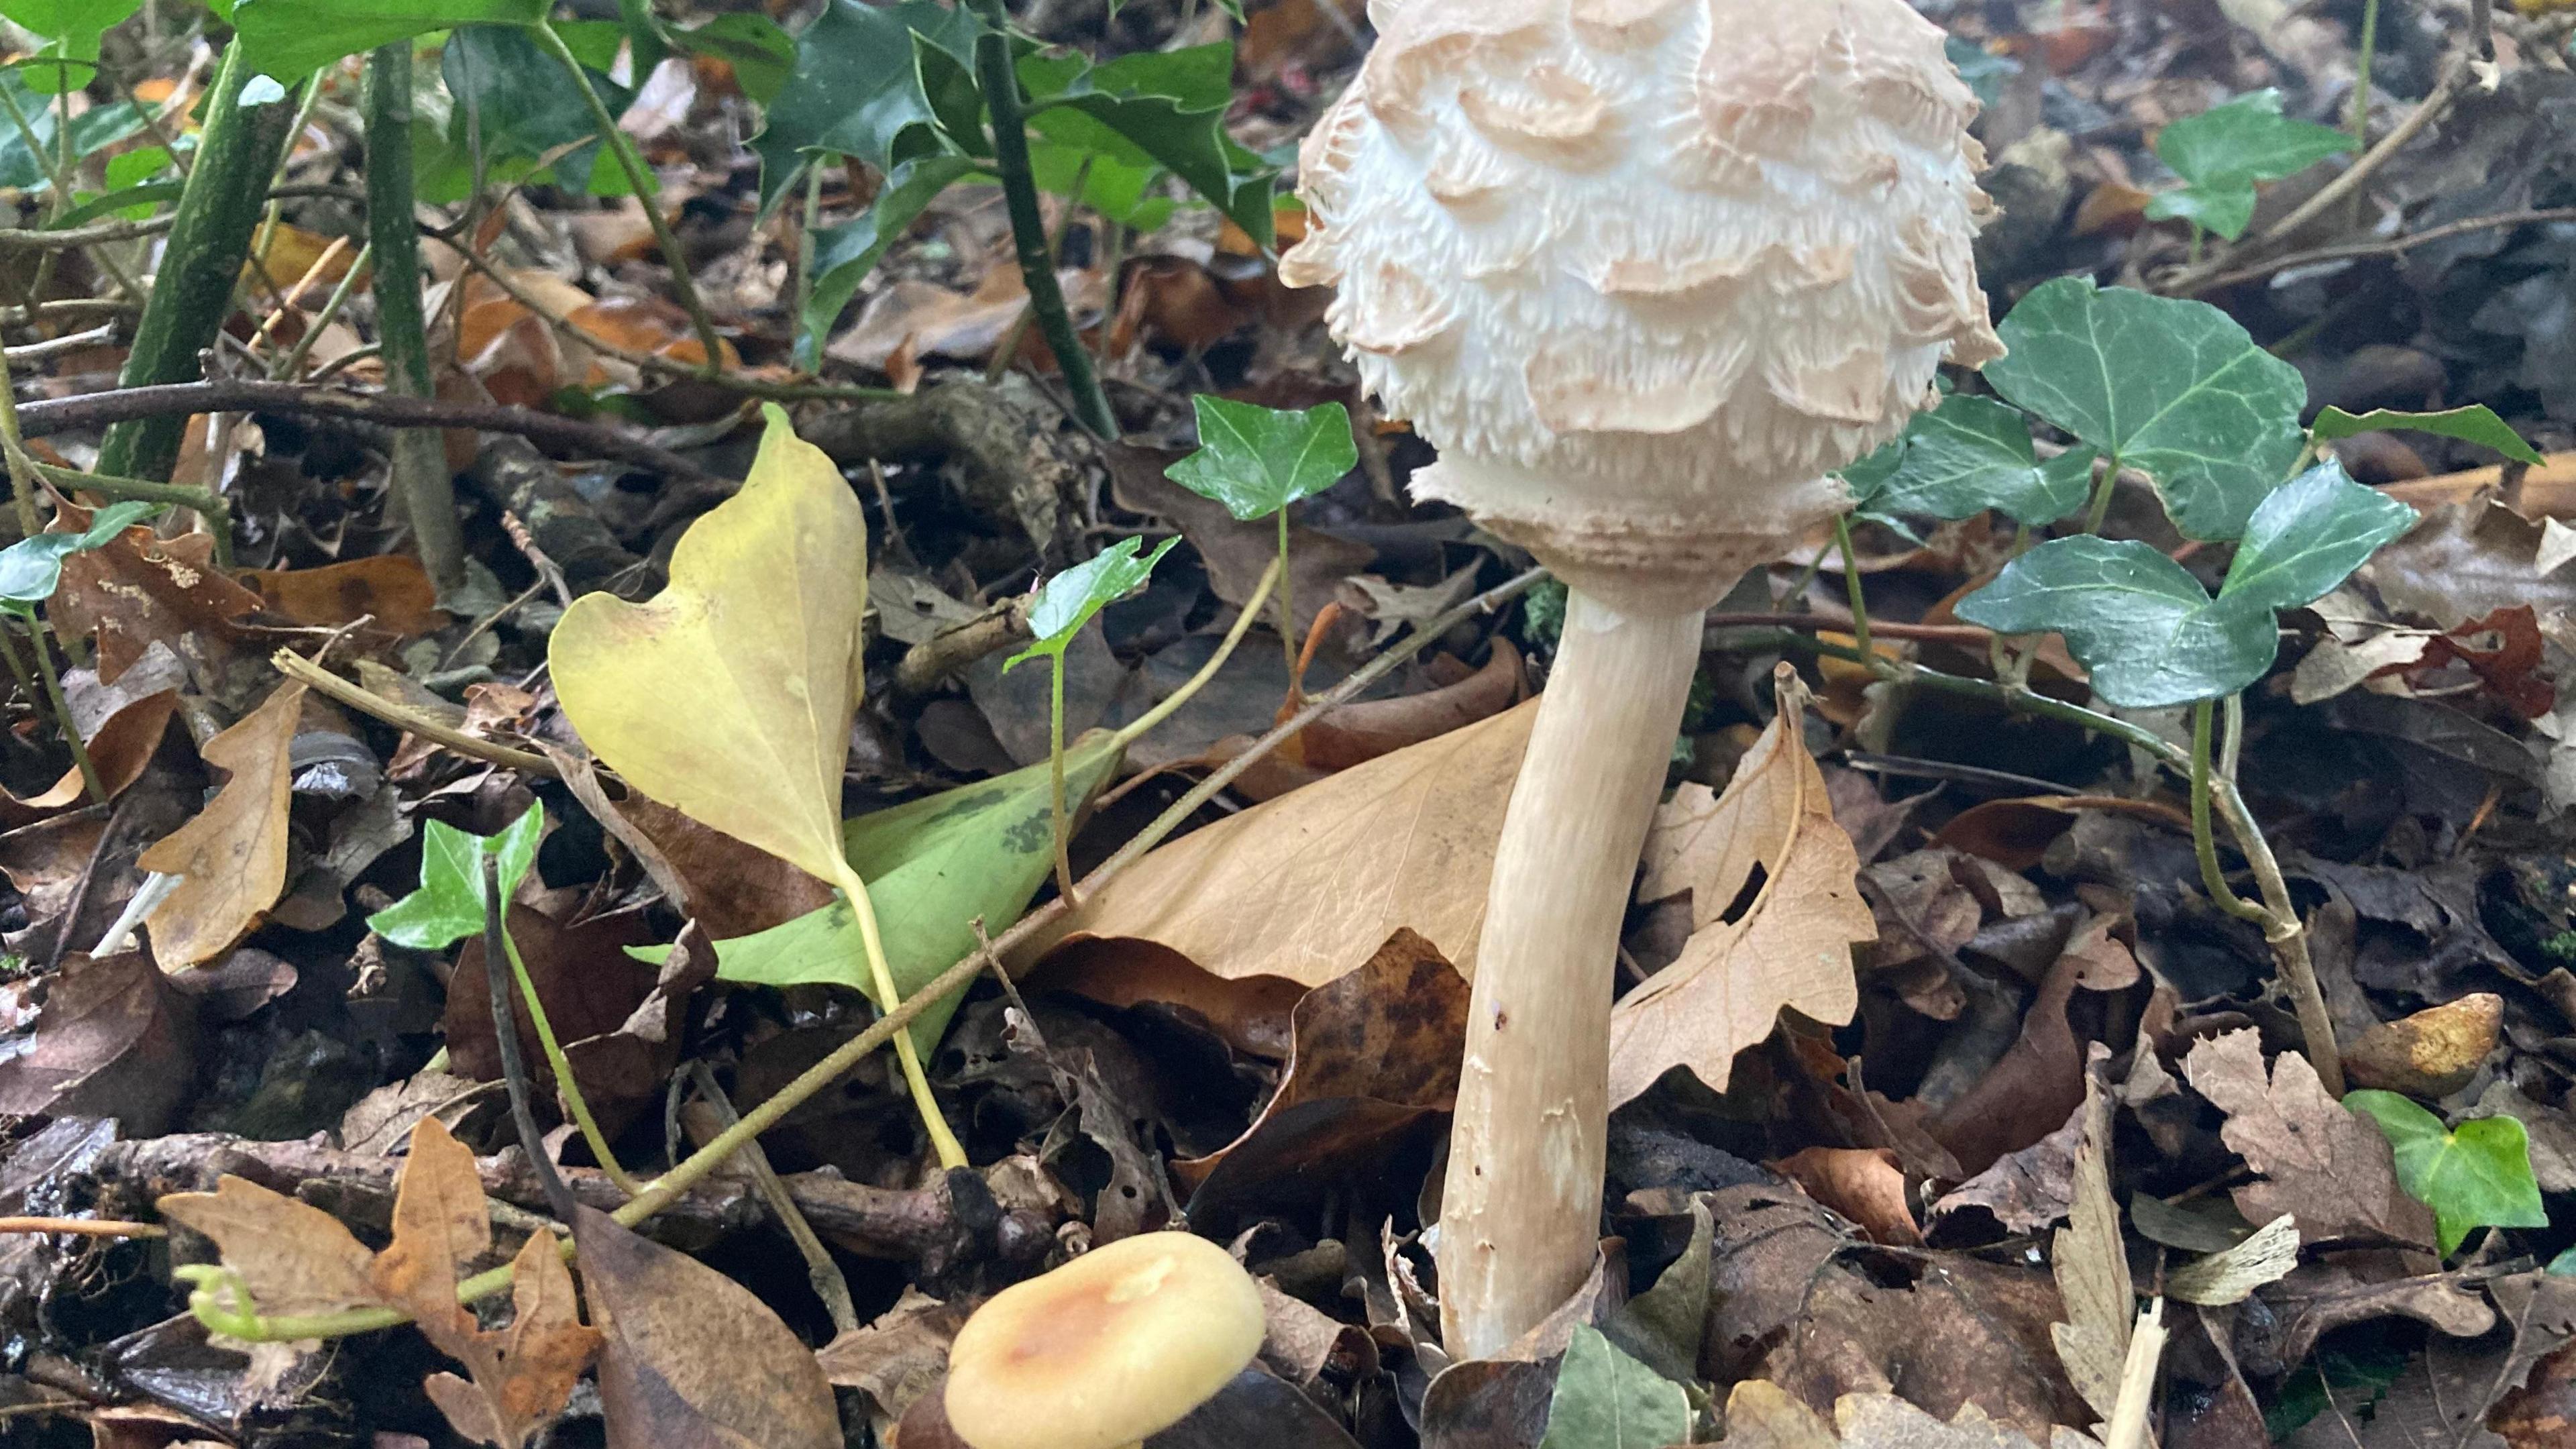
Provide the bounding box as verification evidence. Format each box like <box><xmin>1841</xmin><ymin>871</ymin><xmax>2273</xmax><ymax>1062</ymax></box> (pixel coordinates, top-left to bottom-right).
<box><xmin>1438</xmin><ymin>588</ymin><xmax>1703</xmax><ymax>1359</ymax></box>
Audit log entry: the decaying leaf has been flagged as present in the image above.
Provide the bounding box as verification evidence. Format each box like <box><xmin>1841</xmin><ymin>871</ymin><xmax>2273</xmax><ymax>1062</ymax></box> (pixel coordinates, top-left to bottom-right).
<box><xmin>1608</xmin><ymin>669</ymin><xmax>1871</xmax><ymax>1103</ymax></box>
<box><xmin>2049</xmin><ymin>1068</ymin><xmax>2129</xmax><ymax>1428</ymax></box>
<box><xmin>51</xmin><ymin>508</ymin><xmax>264</xmax><ymax>690</ymax></box>
<box><xmin>2167</xmin><ymin>1214</ymin><xmax>2300</xmax><ymax>1306</ymax></box>
<box><xmin>0</xmin><ymin>952</ymin><xmax>193</xmax><ymax>1133</ymax></box>
<box><xmin>157</xmin><ymin>1174</ymin><xmax>382</xmax><ymax>1322</ymax></box>
<box><xmin>138</xmin><ymin>682</ymin><xmax>309</xmax><ymax>970</ymax></box>
<box><xmin>2183</xmin><ymin>1028</ymin><xmax>2436</xmax><ymax>1250</ymax></box>
<box><xmin>1024</xmin><ymin>700</ymin><xmax>1535</xmax><ymax>987</ymax></box>
<box><xmin>1724</xmin><ymin>1379</ymin><xmax>2101</xmax><ymax>1449</ymax></box>
<box><xmin>549</xmin><ymin>405</ymin><xmax>867</xmax><ymax>886</ymax></box>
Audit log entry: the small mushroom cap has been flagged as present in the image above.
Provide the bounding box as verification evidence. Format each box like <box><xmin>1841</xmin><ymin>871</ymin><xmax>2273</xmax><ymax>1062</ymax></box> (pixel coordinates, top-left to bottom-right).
<box><xmin>943</xmin><ymin>1232</ymin><xmax>1266</xmax><ymax>1449</ymax></box>
<box><xmin>1283</xmin><ymin>0</ymin><xmax>2002</xmax><ymax>609</ymax></box>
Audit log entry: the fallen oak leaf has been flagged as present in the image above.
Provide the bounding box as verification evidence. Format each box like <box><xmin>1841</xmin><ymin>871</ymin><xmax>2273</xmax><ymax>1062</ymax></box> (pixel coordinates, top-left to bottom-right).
<box><xmin>51</xmin><ymin>505</ymin><xmax>262</xmax><ymax>688</ymax></box>
<box><xmin>138</xmin><ymin>681</ymin><xmax>307</xmax><ymax>970</ymax></box>
<box><xmin>2182</xmin><ymin>1028</ymin><xmax>2436</xmax><ymax>1250</ymax></box>
<box><xmin>2050</xmin><ymin>1065</ymin><xmax>2129</xmax><ymax>1431</ymax></box>
<box><xmin>1607</xmin><ymin>667</ymin><xmax>1870</xmax><ymax>1104</ymax></box>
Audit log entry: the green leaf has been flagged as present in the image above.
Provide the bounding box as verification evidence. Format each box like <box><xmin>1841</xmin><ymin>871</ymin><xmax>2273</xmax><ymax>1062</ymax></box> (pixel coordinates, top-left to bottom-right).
<box><xmin>1957</xmin><ymin>462</ymin><xmax>2414</xmax><ymax>708</ymax></box>
<box><xmin>751</xmin><ymin>0</ymin><xmax>981</xmax><ymax>213</ymax></box>
<box><xmin>2147</xmin><ymin>90</ymin><xmax>2353</xmax><ymax>243</ymax></box>
<box><xmin>0</xmin><ymin>500</ymin><xmax>157</xmax><ymax>606</ymax></box>
<box><xmin>230</xmin><ymin>0</ymin><xmax>548</xmax><ymax>83</ymax></box>
<box><xmin>1984</xmin><ymin>278</ymin><xmax>2310</xmax><ymax>541</ymax></box>
<box><xmin>2347</xmin><ymin>1091</ymin><xmax>2546</xmax><ymax>1256</ymax></box>
<box><xmin>365</xmin><ymin>805</ymin><xmax>545</xmax><ymax>952</ymax></box>
<box><xmin>1024</xmin><ymin>53</ymin><xmax>1274</xmax><ymax>246</ymax></box>
<box><xmin>667</xmin><ymin>16</ymin><xmax>796</xmax><ymax>103</ymax></box>
<box><xmin>0</xmin><ymin>0</ymin><xmax>140</xmax><ymax>38</ymax></box>
<box><xmin>1005</xmin><ymin>535</ymin><xmax>1181</xmax><ymax>670</ymax></box>
<box><xmin>0</xmin><ymin>72</ymin><xmax>146</xmax><ymax>191</ymax></box>
<box><xmin>797</xmin><ymin>152</ymin><xmax>978</xmax><ymax>366</ymax></box>
<box><xmin>441</xmin><ymin>25</ymin><xmax>639</xmax><ymax>198</ymax></box>
<box><xmin>1868</xmin><ymin>394</ymin><xmax>2095</xmax><ymax>527</ymax></box>
<box><xmin>2312</xmin><ymin>405</ymin><xmax>2544</xmax><ymax>466</ymax></box>
<box><xmin>1165</xmin><ymin>397</ymin><xmax>1358</xmax><ymax>521</ymax></box>
<box><xmin>1538</xmin><ymin>1326</ymin><xmax>1691</xmax><ymax>1449</ymax></box>
<box><xmin>631</xmin><ymin>735</ymin><xmax>1125</xmax><ymax>1052</ymax></box>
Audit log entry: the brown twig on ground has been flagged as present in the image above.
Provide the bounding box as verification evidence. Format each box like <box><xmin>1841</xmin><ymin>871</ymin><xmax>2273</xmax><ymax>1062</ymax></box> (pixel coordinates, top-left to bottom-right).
<box><xmin>273</xmin><ymin>649</ymin><xmax>562</xmax><ymax>777</ymax></box>
<box><xmin>0</xmin><ymin>1216</ymin><xmax>163</xmax><ymax>1238</ymax></box>
<box><xmin>894</xmin><ymin>598</ymin><xmax>1034</xmax><ymax>697</ymax></box>
<box><xmin>687</xmin><ymin>1063</ymin><xmax>861</xmax><ymax>1336</ymax></box>
<box><xmin>17</xmin><ymin>379</ymin><xmax>727</xmax><ymax>494</ymax></box>
<box><xmin>2178</xmin><ymin>207</ymin><xmax>2576</xmax><ymax>295</ymax></box>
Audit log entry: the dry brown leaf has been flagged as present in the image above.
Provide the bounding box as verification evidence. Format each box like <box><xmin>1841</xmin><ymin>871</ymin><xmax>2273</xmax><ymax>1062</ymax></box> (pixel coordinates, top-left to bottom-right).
<box><xmin>138</xmin><ymin>682</ymin><xmax>307</xmax><ymax>969</ymax></box>
<box><xmin>2182</xmin><ymin>1028</ymin><xmax>2436</xmax><ymax>1250</ymax></box>
<box><xmin>52</xmin><ymin>513</ymin><xmax>263</xmax><ymax>688</ymax></box>
<box><xmin>1723</xmin><ymin>1379</ymin><xmax>2102</xmax><ymax>1449</ymax></box>
<box><xmin>1771</xmin><ymin>1147</ymin><xmax>1921</xmax><ymax>1246</ymax></box>
<box><xmin>0</xmin><ymin>686</ymin><xmax>177</xmax><ymax>829</ymax></box>
<box><xmin>1020</xmin><ymin>700</ymin><xmax>1534</xmax><ymax>987</ymax></box>
<box><xmin>816</xmin><ymin>1287</ymin><xmax>972</xmax><ymax>1427</ymax></box>
<box><xmin>2049</xmin><ymin>1068</ymin><xmax>2129</xmax><ymax>1429</ymax></box>
<box><xmin>575</xmin><ymin>1205</ymin><xmax>841</xmax><ymax>1449</ymax></box>
<box><xmin>0</xmin><ymin>953</ymin><xmax>193</xmax><ymax>1132</ymax></box>
<box><xmin>243</xmin><ymin>556</ymin><xmax>449</xmax><ymax>638</ymax></box>
<box><xmin>1608</xmin><ymin>669</ymin><xmax>1870</xmax><ymax>1104</ymax></box>
<box><xmin>157</xmin><ymin>1175</ymin><xmax>381</xmax><ymax>1321</ymax></box>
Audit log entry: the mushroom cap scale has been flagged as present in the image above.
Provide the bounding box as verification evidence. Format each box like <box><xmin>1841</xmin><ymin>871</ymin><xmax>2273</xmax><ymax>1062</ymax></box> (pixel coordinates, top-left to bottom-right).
<box><xmin>1283</xmin><ymin>0</ymin><xmax>2001</xmax><ymax>608</ymax></box>
<box><xmin>943</xmin><ymin>1231</ymin><xmax>1267</xmax><ymax>1449</ymax></box>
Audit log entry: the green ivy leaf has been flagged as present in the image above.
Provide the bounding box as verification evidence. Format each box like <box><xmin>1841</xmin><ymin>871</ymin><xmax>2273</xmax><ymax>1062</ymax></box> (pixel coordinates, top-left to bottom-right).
<box><xmin>1864</xmin><ymin>394</ymin><xmax>2096</xmax><ymax>527</ymax></box>
<box><xmin>1165</xmin><ymin>397</ymin><xmax>1358</xmax><ymax>521</ymax></box>
<box><xmin>0</xmin><ymin>70</ymin><xmax>145</xmax><ymax>191</ymax></box>
<box><xmin>1984</xmin><ymin>279</ymin><xmax>2310</xmax><ymax>541</ymax></box>
<box><xmin>2347</xmin><ymin>1091</ymin><xmax>2546</xmax><ymax>1255</ymax></box>
<box><xmin>2145</xmin><ymin>89</ymin><xmax>2353</xmax><ymax>241</ymax></box>
<box><xmin>1537</xmin><ymin>1326</ymin><xmax>1691</xmax><ymax>1449</ymax></box>
<box><xmin>366</xmin><ymin>804</ymin><xmax>545</xmax><ymax>952</ymax></box>
<box><xmin>0</xmin><ymin>501</ymin><xmax>158</xmax><ymax>608</ymax></box>
<box><xmin>229</xmin><ymin>0</ymin><xmax>548</xmax><ymax>83</ymax></box>
<box><xmin>441</xmin><ymin>25</ymin><xmax>639</xmax><ymax>199</ymax></box>
<box><xmin>1955</xmin><ymin>462</ymin><xmax>2414</xmax><ymax>708</ymax></box>
<box><xmin>1005</xmin><ymin>536</ymin><xmax>1181</xmax><ymax>671</ymax></box>
<box><xmin>2312</xmin><ymin>405</ymin><xmax>2544</xmax><ymax>466</ymax></box>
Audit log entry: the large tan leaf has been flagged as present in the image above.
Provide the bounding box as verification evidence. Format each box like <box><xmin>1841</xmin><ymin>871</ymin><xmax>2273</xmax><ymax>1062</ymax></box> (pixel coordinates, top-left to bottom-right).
<box><xmin>548</xmin><ymin>406</ymin><xmax>867</xmax><ymax>884</ymax></box>
<box><xmin>138</xmin><ymin>681</ymin><xmax>307</xmax><ymax>969</ymax></box>
<box><xmin>1607</xmin><ymin>669</ymin><xmax>1870</xmax><ymax>1104</ymax></box>
<box><xmin>156</xmin><ymin>1173</ymin><xmax>380</xmax><ymax>1320</ymax></box>
<box><xmin>1018</xmin><ymin>700</ymin><xmax>1536</xmax><ymax>987</ymax></box>
<box><xmin>2050</xmin><ymin>1070</ymin><xmax>2129</xmax><ymax>1430</ymax></box>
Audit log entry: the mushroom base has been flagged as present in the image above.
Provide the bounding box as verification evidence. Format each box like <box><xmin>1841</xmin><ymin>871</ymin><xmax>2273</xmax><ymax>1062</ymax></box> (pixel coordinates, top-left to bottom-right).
<box><xmin>1437</xmin><ymin>588</ymin><xmax>1705</xmax><ymax>1360</ymax></box>
<box><xmin>1412</xmin><ymin>455</ymin><xmax>1851</xmax><ymax>616</ymax></box>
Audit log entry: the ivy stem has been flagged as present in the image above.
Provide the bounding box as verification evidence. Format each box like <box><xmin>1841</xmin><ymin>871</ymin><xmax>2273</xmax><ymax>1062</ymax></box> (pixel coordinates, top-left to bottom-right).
<box><xmin>486</xmin><ymin>854</ymin><xmax>578</xmax><ymax>1223</ymax></box>
<box><xmin>498</xmin><ymin>926</ymin><xmax>640</xmax><ymax>1194</ymax></box>
<box><xmin>2351</xmin><ymin>0</ymin><xmax>2381</xmax><ymax>151</ymax></box>
<box><xmin>24</xmin><ymin>614</ymin><xmax>103</xmax><ymax>806</ymax></box>
<box><xmin>1833</xmin><ymin>514</ymin><xmax>1872</xmax><ymax>661</ymax></box>
<box><xmin>2191</xmin><ymin>700</ymin><xmax>2268</xmax><ymax>925</ymax></box>
<box><xmin>826</xmin><ymin>854</ymin><xmax>971</xmax><ymax>1170</ymax></box>
<box><xmin>971</xmin><ymin>1</ymin><xmax>1118</xmax><ymax>437</ymax></box>
<box><xmin>2081</xmin><ymin>458</ymin><xmax>2120</xmax><ymax>535</ymax></box>
<box><xmin>531</xmin><ymin>18</ymin><xmax>724</xmax><ymax>371</ymax></box>
<box><xmin>1275</xmin><ymin>508</ymin><xmax>1299</xmax><ymax>687</ymax></box>
<box><xmin>1047</xmin><ymin>653</ymin><xmax>1075</xmax><ymax>903</ymax></box>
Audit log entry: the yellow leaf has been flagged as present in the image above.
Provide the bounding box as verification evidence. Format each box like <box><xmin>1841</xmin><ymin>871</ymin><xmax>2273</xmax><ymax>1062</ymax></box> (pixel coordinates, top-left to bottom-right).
<box><xmin>1606</xmin><ymin>666</ymin><xmax>1871</xmax><ymax>1104</ymax></box>
<box><xmin>138</xmin><ymin>681</ymin><xmax>307</xmax><ymax>970</ymax></box>
<box><xmin>548</xmin><ymin>406</ymin><xmax>867</xmax><ymax>885</ymax></box>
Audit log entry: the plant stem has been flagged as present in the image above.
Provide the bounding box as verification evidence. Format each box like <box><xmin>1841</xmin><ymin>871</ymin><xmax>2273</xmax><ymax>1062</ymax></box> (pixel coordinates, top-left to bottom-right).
<box><xmin>25</xmin><ymin>615</ymin><xmax>101</xmax><ymax>806</ymax></box>
<box><xmin>192</xmin><ymin>565</ymin><xmax>1532</xmax><ymax>1346</ymax></box>
<box><xmin>0</xmin><ymin>624</ymin><xmax>34</xmax><ymax>702</ymax></box>
<box><xmin>1108</xmin><ymin>557</ymin><xmax>1279</xmax><ymax>749</ymax></box>
<box><xmin>827</xmin><ymin>855</ymin><xmax>970</xmax><ymax>1170</ymax></box>
<box><xmin>2190</xmin><ymin>700</ymin><xmax>2267</xmax><ymax>925</ymax></box>
<box><xmin>365</xmin><ymin>43</ymin><xmax>468</xmax><ymax>599</ymax></box>
<box><xmin>98</xmin><ymin>48</ymin><xmax>300</xmax><ymax>482</ymax></box>
<box><xmin>2352</xmin><ymin>0</ymin><xmax>2381</xmax><ymax>150</ymax></box>
<box><xmin>1275</xmin><ymin>508</ymin><xmax>1301</xmax><ymax>686</ymax></box>
<box><xmin>531</xmin><ymin>18</ymin><xmax>725</xmax><ymax>372</ymax></box>
<box><xmin>2081</xmin><ymin>458</ymin><xmax>2120</xmax><ymax>534</ymax></box>
<box><xmin>970</xmin><ymin>4</ymin><xmax>1117</xmax><ymax>438</ymax></box>
<box><xmin>499</xmin><ymin>928</ymin><xmax>640</xmax><ymax>1194</ymax></box>
<box><xmin>486</xmin><ymin>855</ymin><xmax>578</xmax><ymax>1223</ymax></box>
<box><xmin>1833</xmin><ymin>514</ymin><xmax>1872</xmax><ymax>660</ymax></box>
<box><xmin>1047</xmin><ymin>654</ymin><xmax>1075</xmax><ymax>902</ymax></box>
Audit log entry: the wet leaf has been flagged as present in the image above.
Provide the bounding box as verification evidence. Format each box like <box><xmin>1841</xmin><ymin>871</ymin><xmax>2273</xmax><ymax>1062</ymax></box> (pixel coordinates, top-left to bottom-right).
<box><xmin>1165</xmin><ymin>397</ymin><xmax>1358</xmax><ymax>523</ymax></box>
<box><xmin>2146</xmin><ymin>90</ymin><xmax>2353</xmax><ymax>241</ymax></box>
<box><xmin>0</xmin><ymin>952</ymin><xmax>192</xmax><ymax>1132</ymax></box>
<box><xmin>574</xmin><ymin>1205</ymin><xmax>842</xmax><ymax>1449</ymax></box>
<box><xmin>137</xmin><ymin>682</ymin><xmax>307</xmax><ymax>969</ymax></box>
<box><xmin>1005</xmin><ymin>537</ymin><xmax>1181</xmax><ymax>669</ymax></box>
<box><xmin>1537</xmin><ymin>1326</ymin><xmax>1688</xmax><ymax>1449</ymax></box>
<box><xmin>366</xmin><ymin>806</ymin><xmax>544</xmax><ymax>952</ymax></box>
<box><xmin>2314</xmin><ymin>405</ymin><xmax>2543</xmax><ymax>466</ymax></box>
<box><xmin>1856</xmin><ymin>395</ymin><xmax>2094</xmax><ymax>528</ymax></box>
<box><xmin>1982</xmin><ymin>278</ymin><xmax>2308</xmax><ymax>540</ymax></box>
<box><xmin>1608</xmin><ymin>670</ymin><xmax>1870</xmax><ymax>1104</ymax></box>
<box><xmin>2348</xmin><ymin>1090</ymin><xmax>2547</xmax><ymax>1256</ymax></box>
<box><xmin>549</xmin><ymin>405</ymin><xmax>866</xmax><ymax>887</ymax></box>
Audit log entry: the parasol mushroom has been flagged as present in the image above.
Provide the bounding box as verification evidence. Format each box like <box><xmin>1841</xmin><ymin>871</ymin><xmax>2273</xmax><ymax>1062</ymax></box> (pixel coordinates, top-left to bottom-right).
<box><xmin>942</xmin><ymin>1231</ymin><xmax>1266</xmax><ymax>1449</ymax></box>
<box><xmin>1279</xmin><ymin>0</ymin><xmax>2001</xmax><ymax>1356</ymax></box>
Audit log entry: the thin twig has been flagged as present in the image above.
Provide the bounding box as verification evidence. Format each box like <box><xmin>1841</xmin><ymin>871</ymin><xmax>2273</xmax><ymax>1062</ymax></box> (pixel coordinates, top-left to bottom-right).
<box><xmin>486</xmin><ymin>853</ymin><xmax>578</xmax><ymax>1224</ymax></box>
<box><xmin>273</xmin><ymin>649</ymin><xmax>561</xmax><ymax>777</ymax></box>
<box><xmin>2176</xmin><ymin>207</ymin><xmax>2576</xmax><ymax>295</ymax></box>
<box><xmin>688</xmin><ymin>1062</ymin><xmax>859</xmax><ymax>1336</ymax></box>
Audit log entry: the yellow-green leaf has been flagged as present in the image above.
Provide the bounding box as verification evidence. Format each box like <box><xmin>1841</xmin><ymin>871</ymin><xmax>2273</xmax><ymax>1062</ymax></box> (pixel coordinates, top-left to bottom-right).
<box><xmin>549</xmin><ymin>406</ymin><xmax>867</xmax><ymax>885</ymax></box>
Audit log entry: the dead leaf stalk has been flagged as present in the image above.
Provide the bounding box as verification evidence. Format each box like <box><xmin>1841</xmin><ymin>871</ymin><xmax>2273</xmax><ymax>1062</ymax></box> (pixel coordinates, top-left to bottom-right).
<box><xmin>687</xmin><ymin>1061</ymin><xmax>861</xmax><ymax>1336</ymax></box>
<box><xmin>0</xmin><ymin>1217</ymin><xmax>164</xmax><ymax>1238</ymax></box>
<box><xmin>274</xmin><ymin>648</ymin><xmax>561</xmax><ymax>777</ymax></box>
<box><xmin>486</xmin><ymin>853</ymin><xmax>580</xmax><ymax>1225</ymax></box>
<box><xmin>192</xmin><ymin>565</ymin><xmax>1542</xmax><ymax>1346</ymax></box>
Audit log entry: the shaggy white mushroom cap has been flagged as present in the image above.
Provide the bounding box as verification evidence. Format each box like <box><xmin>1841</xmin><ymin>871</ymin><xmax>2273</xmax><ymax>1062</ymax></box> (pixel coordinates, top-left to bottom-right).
<box><xmin>1282</xmin><ymin>0</ymin><xmax>2003</xmax><ymax>610</ymax></box>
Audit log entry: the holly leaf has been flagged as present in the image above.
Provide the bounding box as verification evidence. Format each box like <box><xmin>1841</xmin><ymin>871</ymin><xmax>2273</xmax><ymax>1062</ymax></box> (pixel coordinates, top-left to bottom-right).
<box><xmin>667</xmin><ymin>14</ymin><xmax>795</xmax><ymax>105</ymax></box>
<box><xmin>366</xmin><ymin>806</ymin><xmax>545</xmax><ymax>953</ymax></box>
<box><xmin>797</xmin><ymin>154</ymin><xmax>979</xmax><ymax>367</ymax></box>
<box><xmin>1956</xmin><ymin>462</ymin><xmax>2416</xmax><ymax>708</ymax></box>
<box><xmin>1005</xmin><ymin>535</ymin><xmax>1180</xmax><ymax>671</ymax></box>
<box><xmin>1020</xmin><ymin>43</ymin><xmax>1275</xmax><ymax>246</ymax></box>
<box><xmin>751</xmin><ymin>0</ymin><xmax>981</xmax><ymax>211</ymax></box>
<box><xmin>1866</xmin><ymin>394</ymin><xmax>2096</xmax><ymax>527</ymax></box>
<box><xmin>228</xmin><ymin>0</ymin><xmax>548</xmax><ymax>83</ymax></box>
<box><xmin>2147</xmin><ymin>90</ymin><xmax>2353</xmax><ymax>241</ymax></box>
<box><xmin>2347</xmin><ymin>1090</ymin><xmax>2547</xmax><ymax>1255</ymax></box>
<box><xmin>0</xmin><ymin>500</ymin><xmax>157</xmax><ymax>608</ymax></box>
<box><xmin>1538</xmin><ymin>1326</ymin><xmax>1690</xmax><ymax>1449</ymax></box>
<box><xmin>1984</xmin><ymin>279</ymin><xmax>2309</xmax><ymax>541</ymax></box>
<box><xmin>441</xmin><ymin>25</ymin><xmax>639</xmax><ymax>199</ymax></box>
<box><xmin>1165</xmin><ymin>397</ymin><xmax>1358</xmax><ymax>522</ymax></box>
<box><xmin>2312</xmin><ymin>405</ymin><xmax>2544</xmax><ymax>466</ymax></box>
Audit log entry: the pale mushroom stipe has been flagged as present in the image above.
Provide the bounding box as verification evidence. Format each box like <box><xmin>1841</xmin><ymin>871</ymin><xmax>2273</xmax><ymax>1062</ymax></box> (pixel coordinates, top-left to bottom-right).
<box><xmin>941</xmin><ymin>1231</ymin><xmax>1267</xmax><ymax>1449</ymax></box>
<box><xmin>1280</xmin><ymin>0</ymin><xmax>2001</xmax><ymax>1357</ymax></box>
